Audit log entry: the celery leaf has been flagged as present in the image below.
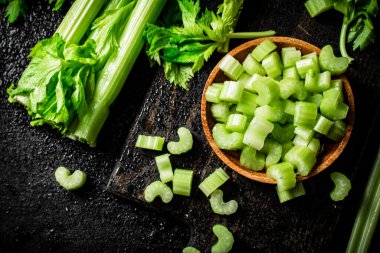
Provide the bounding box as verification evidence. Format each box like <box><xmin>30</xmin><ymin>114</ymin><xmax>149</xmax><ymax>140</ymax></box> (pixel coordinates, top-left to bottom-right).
<box><xmin>5</xmin><ymin>0</ymin><xmax>26</xmax><ymax>24</ymax></box>
<box><xmin>143</xmin><ymin>0</ymin><xmax>245</xmax><ymax>89</ymax></box>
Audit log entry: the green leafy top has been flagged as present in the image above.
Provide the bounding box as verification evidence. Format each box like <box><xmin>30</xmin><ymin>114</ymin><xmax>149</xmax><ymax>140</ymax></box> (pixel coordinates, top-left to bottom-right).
<box><xmin>143</xmin><ymin>0</ymin><xmax>245</xmax><ymax>90</ymax></box>
<box><xmin>7</xmin><ymin>34</ymin><xmax>98</xmax><ymax>133</ymax></box>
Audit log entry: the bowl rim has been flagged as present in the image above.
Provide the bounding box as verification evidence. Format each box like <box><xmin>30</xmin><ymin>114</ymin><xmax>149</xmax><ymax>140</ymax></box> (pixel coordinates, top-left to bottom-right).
<box><xmin>201</xmin><ymin>36</ymin><xmax>355</xmax><ymax>184</ymax></box>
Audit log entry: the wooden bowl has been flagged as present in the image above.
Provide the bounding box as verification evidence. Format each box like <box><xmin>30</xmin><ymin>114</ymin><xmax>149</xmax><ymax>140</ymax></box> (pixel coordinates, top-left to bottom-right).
<box><xmin>201</xmin><ymin>37</ymin><xmax>355</xmax><ymax>184</ymax></box>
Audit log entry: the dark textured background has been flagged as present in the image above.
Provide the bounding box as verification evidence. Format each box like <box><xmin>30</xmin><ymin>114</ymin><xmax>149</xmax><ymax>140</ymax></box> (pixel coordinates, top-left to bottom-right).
<box><xmin>0</xmin><ymin>0</ymin><xmax>379</xmax><ymax>252</ymax></box>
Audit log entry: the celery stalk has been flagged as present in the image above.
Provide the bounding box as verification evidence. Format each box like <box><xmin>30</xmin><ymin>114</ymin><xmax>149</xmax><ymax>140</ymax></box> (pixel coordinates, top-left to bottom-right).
<box><xmin>346</xmin><ymin>147</ymin><xmax>380</xmax><ymax>253</ymax></box>
<box><xmin>55</xmin><ymin>0</ymin><xmax>107</xmax><ymax>43</ymax></box>
<box><xmin>72</xmin><ymin>0</ymin><xmax>167</xmax><ymax>146</ymax></box>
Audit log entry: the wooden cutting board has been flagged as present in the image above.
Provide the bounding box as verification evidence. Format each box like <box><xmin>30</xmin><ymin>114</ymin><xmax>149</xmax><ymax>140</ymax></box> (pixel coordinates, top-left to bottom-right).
<box><xmin>106</xmin><ymin>67</ymin><xmax>352</xmax><ymax>253</ymax></box>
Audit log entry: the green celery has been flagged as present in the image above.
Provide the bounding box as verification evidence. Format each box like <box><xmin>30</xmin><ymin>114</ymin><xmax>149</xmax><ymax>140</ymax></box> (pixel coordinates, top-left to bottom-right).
<box><xmin>251</xmin><ymin>76</ymin><xmax>280</xmax><ymax>106</ymax></box>
<box><xmin>240</xmin><ymin>145</ymin><xmax>266</xmax><ymax>171</ymax></box>
<box><xmin>243</xmin><ymin>116</ymin><xmax>274</xmax><ymax>150</ymax></box>
<box><xmin>211</xmin><ymin>103</ymin><xmax>230</xmax><ymax>123</ymax></box>
<box><xmin>72</xmin><ymin>0</ymin><xmax>167</xmax><ymax>146</ymax></box>
<box><xmin>219</xmin><ymin>54</ymin><xmax>244</xmax><ymax>80</ymax></box>
<box><xmin>226</xmin><ymin>114</ymin><xmax>248</xmax><ymax>133</ymax></box>
<box><xmin>198</xmin><ymin>168</ymin><xmax>230</xmax><ymax>197</ymax></box>
<box><xmin>266</xmin><ymin>162</ymin><xmax>296</xmax><ymax>191</ymax></box>
<box><xmin>172</xmin><ymin>169</ymin><xmax>193</xmax><ymax>196</ymax></box>
<box><xmin>135</xmin><ymin>134</ymin><xmax>165</xmax><ymax>151</ymax></box>
<box><xmin>242</xmin><ymin>54</ymin><xmax>266</xmax><ymax>76</ymax></box>
<box><xmin>276</xmin><ymin>181</ymin><xmax>306</xmax><ymax>203</ymax></box>
<box><xmin>284</xmin><ymin>145</ymin><xmax>317</xmax><ymax>176</ymax></box>
<box><xmin>220</xmin><ymin>81</ymin><xmax>244</xmax><ymax>103</ymax></box>
<box><xmin>155</xmin><ymin>154</ymin><xmax>173</xmax><ymax>183</ymax></box>
<box><xmin>212</xmin><ymin>123</ymin><xmax>244</xmax><ymax>150</ymax></box>
<box><xmin>251</xmin><ymin>39</ymin><xmax>277</xmax><ymax>62</ymax></box>
<box><xmin>262</xmin><ymin>51</ymin><xmax>284</xmax><ymax>79</ymax></box>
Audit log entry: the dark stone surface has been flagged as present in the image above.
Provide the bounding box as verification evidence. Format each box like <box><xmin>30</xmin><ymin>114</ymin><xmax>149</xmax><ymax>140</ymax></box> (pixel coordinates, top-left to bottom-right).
<box><xmin>0</xmin><ymin>0</ymin><xmax>379</xmax><ymax>253</ymax></box>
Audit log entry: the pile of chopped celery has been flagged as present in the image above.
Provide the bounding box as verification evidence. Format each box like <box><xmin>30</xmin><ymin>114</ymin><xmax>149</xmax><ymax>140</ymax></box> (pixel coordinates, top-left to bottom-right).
<box><xmin>7</xmin><ymin>0</ymin><xmax>167</xmax><ymax>147</ymax></box>
<box><xmin>206</xmin><ymin>39</ymin><xmax>350</xmax><ymax>202</ymax></box>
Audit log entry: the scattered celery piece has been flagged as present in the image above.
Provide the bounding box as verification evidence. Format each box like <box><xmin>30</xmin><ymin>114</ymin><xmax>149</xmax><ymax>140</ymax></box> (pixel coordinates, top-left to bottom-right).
<box><xmin>172</xmin><ymin>169</ymin><xmax>193</xmax><ymax>197</ymax></box>
<box><xmin>211</xmin><ymin>224</ymin><xmax>234</xmax><ymax>253</ymax></box>
<box><xmin>183</xmin><ymin>247</ymin><xmax>201</xmax><ymax>253</ymax></box>
<box><xmin>144</xmin><ymin>180</ymin><xmax>173</xmax><ymax>203</ymax></box>
<box><xmin>210</xmin><ymin>189</ymin><xmax>238</xmax><ymax>215</ymax></box>
<box><xmin>304</xmin><ymin>0</ymin><xmax>333</xmax><ymax>17</ymax></box>
<box><xmin>55</xmin><ymin>166</ymin><xmax>87</xmax><ymax>191</ymax></box>
<box><xmin>167</xmin><ymin>127</ymin><xmax>193</xmax><ymax>155</ymax></box>
<box><xmin>135</xmin><ymin>134</ymin><xmax>165</xmax><ymax>151</ymax></box>
<box><xmin>319</xmin><ymin>45</ymin><xmax>349</xmax><ymax>75</ymax></box>
<box><xmin>155</xmin><ymin>154</ymin><xmax>173</xmax><ymax>183</ymax></box>
<box><xmin>330</xmin><ymin>172</ymin><xmax>351</xmax><ymax>201</ymax></box>
<box><xmin>198</xmin><ymin>168</ymin><xmax>230</xmax><ymax>197</ymax></box>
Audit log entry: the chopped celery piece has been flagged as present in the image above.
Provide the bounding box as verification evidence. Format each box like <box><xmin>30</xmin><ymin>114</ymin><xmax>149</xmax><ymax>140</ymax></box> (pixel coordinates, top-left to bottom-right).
<box><xmin>261</xmin><ymin>138</ymin><xmax>282</xmax><ymax>167</ymax></box>
<box><xmin>330</xmin><ymin>172</ymin><xmax>351</xmax><ymax>201</ymax></box>
<box><xmin>236</xmin><ymin>91</ymin><xmax>257</xmax><ymax>116</ymax></box>
<box><xmin>294</xmin><ymin>101</ymin><xmax>318</xmax><ymax>128</ymax></box>
<box><xmin>211</xmin><ymin>102</ymin><xmax>230</xmax><ymax>123</ymax></box>
<box><xmin>330</xmin><ymin>79</ymin><xmax>343</xmax><ymax>91</ymax></box>
<box><xmin>243</xmin><ymin>116</ymin><xmax>274</xmax><ymax>150</ymax></box>
<box><xmin>252</xmin><ymin>76</ymin><xmax>280</xmax><ymax>105</ymax></box>
<box><xmin>284</xmin><ymin>99</ymin><xmax>295</xmax><ymax>115</ymax></box>
<box><xmin>281</xmin><ymin>141</ymin><xmax>294</xmax><ymax>159</ymax></box>
<box><xmin>284</xmin><ymin>145</ymin><xmax>317</xmax><ymax>176</ymax></box>
<box><xmin>251</xmin><ymin>39</ymin><xmax>277</xmax><ymax>62</ymax></box>
<box><xmin>313</xmin><ymin>115</ymin><xmax>334</xmax><ymax>135</ymax></box>
<box><xmin>219</xmin><ymin>54</ymin><xmax>244</xmax><ymax>80</ymax></box>
<box><xmin>254</xmin><ymin>100</ymin><xmax>284</xmax><ymax>122</ymax></box>
<box><xmin>55</xmin><ymin>166</ymin><xmax>87</xmax><ymax>191</ymax></box>
<box><xmin>226</xmin><ymin>114</ymin><xmax>248</xmax><ymax>133</ymax></box>
<box><xmin>262</xmin><ymin>51</ymin><xmax>283</xmax><ymax>79</ymax></box>
<box><xmin>212</xmin><ymin>123</ymin><xmax>244</xmax><ymax>150</ymax></box>
<box><xmin>198</xmin><ymin>168</ymin><xmax>230</xmax><ymax>197</ymax></box>
<box><xmin>292</xmin><ymin>80</ymin><xmax>308</xmax><ymax>101</ymax></box>
<box><xmin>135</xmin><ymin>134</ymin><xmax>165</xmax><ymax>151</ymax></box>
<box><xmin>240</xmin><ymin>145</ymin><xmax>266</xmax><ymax>171</ymax></box>
<box><xmin>308</xmin><ymin>138</ymin><xmax>321</xmax><ymax>154</ymax></box>
<box><xmin>320</xmin><ymin>88</ymin><xmax>349</xmax><ymax>120</ymax></box>
<box><xmin>319</xmin><ymin>45</ymin><xmax>349</xmax><ymax>75</ymax></box>
<box><xmin>155</xmin><ymin>154</ymin><xmax>173</xmax><ymax>183</ymax></box>
<box><xmin>283</xmin><ymin>66</ymin><xmax>300</xmax><ymax>80</ymax></box>
<box><xmin>242</xmin><ymin>54</ymin><xmax>266</xmax><ymax>76</ymax></box>
<box><xmin>327</xmin><ymin>120</ymin><xmax>347</xmax><ymax>141</ymax></box>
<box><xmin>167</xmin><ymin>127</ymin><xmax>193</xmax><ymax>155</ymax></box>
<box><xmin>206</xmin><ymin>84</ymin><xmax>223</xmax><ymax>103</ymax></box>
<box><xmin>305</xmin><ymin>93</ymin><xmax>323</xmax><ymax>106</ymax></box>
<box><xmin>239</xmin><ymin>73</ymin><xmax>262</xmax><ymax>92</ymax></box>
<box><xmin>266</xmin><ymin>162</ymin><xmax>296</xmax><ymax>191</ymax></box>
<box><xmin>282</xmin><ymin>47</ymin><xmax>301</xmax><ymax>68</ymax></box>
<box><xmin>296</xmin><ymin>57</ymin><xmax>320</xmax><ymax>79</ymax></box>
<box><xmin>279</xmin><ymin>78</ymin><xmax>302</xmax><ymax>99</ymax></box>
<box><xmin>183</xmin><ymin>247</ymin><xmax>201</xmax><ymax>253</ymax></box>
<box><xmin>294</xmin><ymin>126</ymin><xmax>314</xmax><ymax>142</ymax></box>
<box><xmin>210</xmin><ymin>189</ymin><xmax>238</xmax><ymax>215</ymax></box>
<box><xmin>144</xmin><ymin>181</ymin><xmax>173</xmax><ymax>203</ymax></box>
<box><xmin>304</xmin><ymin>70</ymin><xmax>331</xmax><ymax>92</ymax></box>
<box><xmin>304</xmin><ymin>0</ymin><xmax>333</xmax><ymax>17</ymax></box>
<box><xmin>211</xmin><ymin>224</ymin><xmax>234</xmax><ymax>253</ymax></box>
<box><xmin>276</xmin><ymin>181</ymin><xmax>306</xmax><ymax>203</ymax></box>
<box><xmin>219</xmin><ymin>81</ymin><xmax>244</xmax><ymax>103</ymax></box>
<box><xmin>271</xmin><ymin>123</ymin><xmax>296</xmax><ymax>143</ymax></box>
<box><xmin>172</xmin><ymin>169</ymin><xmax>193</xmax><ymax>197</ymax></box>
<box><xmin>293</xmin><ymin>134</ymin><xmax>311</xmax><ymax>146</ymax></box>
